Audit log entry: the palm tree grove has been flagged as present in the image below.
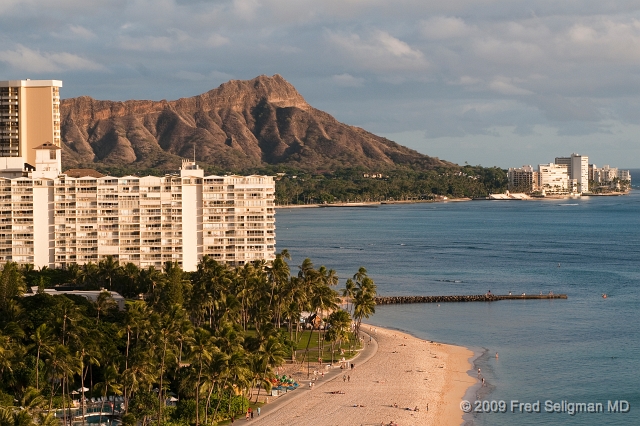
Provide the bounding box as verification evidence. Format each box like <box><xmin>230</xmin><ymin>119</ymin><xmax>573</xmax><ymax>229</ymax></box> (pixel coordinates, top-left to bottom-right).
<box><xmin>0</xmin><ymin>251</ymin><xmax>377</xmax><ymax>426</ymax></box>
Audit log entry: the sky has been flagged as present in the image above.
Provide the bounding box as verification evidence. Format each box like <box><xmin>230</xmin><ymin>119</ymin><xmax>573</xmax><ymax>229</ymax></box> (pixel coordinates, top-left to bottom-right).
<box><xmin>1</xmin><ymin>0</ymin><xmax>639</xmax><ymax>168</ymax></box>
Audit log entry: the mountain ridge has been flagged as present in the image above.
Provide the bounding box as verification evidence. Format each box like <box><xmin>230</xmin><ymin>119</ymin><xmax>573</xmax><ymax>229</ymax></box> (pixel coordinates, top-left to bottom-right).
<box><xmin>60</xmin><ymin>74</ymin><xmax>452</xmax><ymax>172</ymax></box>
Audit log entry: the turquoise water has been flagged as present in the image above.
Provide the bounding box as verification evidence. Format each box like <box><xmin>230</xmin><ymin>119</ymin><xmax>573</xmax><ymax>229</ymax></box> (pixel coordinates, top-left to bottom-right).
<box><xmin>275</xmin><ymin>186</ymin><xmax>640</xmax><ymax>425</ymax></box>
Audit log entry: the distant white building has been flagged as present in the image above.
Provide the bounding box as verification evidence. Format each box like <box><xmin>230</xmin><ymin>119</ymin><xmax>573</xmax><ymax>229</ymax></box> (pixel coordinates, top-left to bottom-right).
<box><xmin>555</xmin><ymin>154</ymin><xmax>588</xmax><ymax>193</ymax></box>
<box><xmin>538</xmin><ymin>163</ymin><xmax>569</xmax><ymax>195</ymax></box>
<box><xmin>619</xmin><ymin>170</ymin><xmax>631</xmax><ymax>183</ymax></box>
<box><xmin>507</xmin><ymin>165</ymin><xmax>539</xmax><ymax>192</ymax></box>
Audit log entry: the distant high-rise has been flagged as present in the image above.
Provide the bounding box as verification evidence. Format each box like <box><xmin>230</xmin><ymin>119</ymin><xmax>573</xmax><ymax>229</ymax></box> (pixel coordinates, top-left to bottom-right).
<box><xmin>0</xmin><ymin>80</ymin><xmax>62</xmax><ymax>166</ymax></box>
<box><xmin>555</xmin><ymin>153</ymin><xmax>588</xmax><ymax>193</ymax></box>
<box><xmin>508</xmin><ymin>165</ymin><xmax>539</xmax><ymax>192</ymax></box>
<box><xmin>538</xmin><ymin>163</ymin><xmax>569</xmax><ymax>195</ymax></box>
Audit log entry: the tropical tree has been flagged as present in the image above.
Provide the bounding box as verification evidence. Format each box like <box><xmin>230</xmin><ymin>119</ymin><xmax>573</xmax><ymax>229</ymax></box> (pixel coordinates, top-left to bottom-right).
<box><xmin>325</xmin><ymin>310</ymin><xmax>352</xmax><ymax>363</ymax></box>
<box><xmin>93</xmin><ymin>364</ymin><xmax>122</xmax><ymax>426</ymax></box>
<box><xmin>351</xmin><ymin>267</ymin><xmax>377</xmax><ymax>337</ymax></box>
<box><xmin>98</xmin><ymin>255</ymin><xmax>120</xmax><ymax>291</ymax></box>
<box><xmin>94</xmin><ymin>290</ymin><xmax>117</xmax><ymax>324</ymax></box>
<box><xmin>0</xmin><ymin>262</ymin><xmax>26</xmax><ymax>313</ymax></box>
<box><xmin>30</xmin><ymin>324</ymin><xmax>54</xmax><ymax>390</ymax></box>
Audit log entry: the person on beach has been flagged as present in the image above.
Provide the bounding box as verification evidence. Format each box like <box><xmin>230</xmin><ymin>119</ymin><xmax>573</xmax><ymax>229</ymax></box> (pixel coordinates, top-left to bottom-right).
<box><xmin>257</xmin><ymin>407</ymin><xmax>260</xmax><ymax>416</ymax></box>
<box><xmin>495</xmin><ymin>352</ymin><xmax>499</xmax><ymax>359</ymax></box>
<box><xmin>343</xmin><ymin>375</ymin><xmax>346</xmax><ymax>382</ymax></box>
<box><xmin>347</xmin><ymin>375</ymin><xmax>350</xmax><ymax>382</ymax></box>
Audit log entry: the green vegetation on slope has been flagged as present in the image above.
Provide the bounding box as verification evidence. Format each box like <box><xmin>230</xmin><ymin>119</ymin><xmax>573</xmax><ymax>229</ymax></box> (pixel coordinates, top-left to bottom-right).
<box><xmin>0</xmin><ymin>253</ymin><xmax>376</xmax><ymax>426</ymax></box>
<box><xmin>84</xmin><ymin>164</ymin><xmax>508</xmax><ymax>205</ymax></box>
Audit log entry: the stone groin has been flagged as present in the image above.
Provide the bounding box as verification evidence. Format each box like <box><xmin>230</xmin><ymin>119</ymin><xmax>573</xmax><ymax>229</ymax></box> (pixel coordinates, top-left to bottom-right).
<box><xmin>375</xmin><ymin>294</ymin><xmax>567</xmax><ymax>305</ymax></box>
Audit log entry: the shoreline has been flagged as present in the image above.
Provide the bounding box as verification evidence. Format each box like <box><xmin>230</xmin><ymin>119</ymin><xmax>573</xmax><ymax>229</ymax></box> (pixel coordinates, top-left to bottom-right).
<box><xmin>275</xmin><ymin>190</ymin><xmax>632</xmax><ymax>209</ymax></box>
<box><xmin>253</xmin><ymin>325</ymin><xmax>475</xmax><ymax>425</ymax></box>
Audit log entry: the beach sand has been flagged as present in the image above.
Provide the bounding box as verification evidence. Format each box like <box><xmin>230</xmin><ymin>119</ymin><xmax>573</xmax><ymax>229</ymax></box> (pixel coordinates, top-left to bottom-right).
<box><xmin>252</xmin><ymin>325</ymin><xmax>475</xmax><ymax>425</ymax></box>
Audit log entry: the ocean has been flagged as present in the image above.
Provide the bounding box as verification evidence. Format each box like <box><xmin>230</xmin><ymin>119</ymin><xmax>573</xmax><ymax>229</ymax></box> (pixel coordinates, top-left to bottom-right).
<box><xmin>275</xmin><ymin>181</ymin><xmax>640</xmax><ymax>425</ymax></box>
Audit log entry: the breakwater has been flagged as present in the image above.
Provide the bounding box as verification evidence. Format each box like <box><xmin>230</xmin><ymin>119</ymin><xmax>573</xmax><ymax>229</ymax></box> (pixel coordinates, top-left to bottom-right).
<box><xmin>375</xmin><ymin>294</ymin><xmax>567</xmax><ymax>305</ymax></box>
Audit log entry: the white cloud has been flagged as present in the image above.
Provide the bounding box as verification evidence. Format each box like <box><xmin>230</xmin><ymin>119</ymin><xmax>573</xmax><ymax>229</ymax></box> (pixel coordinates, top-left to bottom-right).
<box><xmin>118</xmin><ymin>35</ymin><xmax>175</xmax><ymax>52</ymax></box>
<box><xmin>326</xmin><ymin>29</ymin><xmax>428</xmax><ymax>72</ymax></box>
<box><xmin>489</xmin><ymin>77</ymin><xmax>533</xmax><ymax>96</ymax></box>
<box><xmin>451</xmin><ymin>76</ymin><xmax>482</xmax><ymax>86</ymax></box>
<box><xmin>175</xmin><ymin>69</ymin><xmax>234</xmax><ymax>82</ymax></box>
<box><xmin>420</xmin><ymin>16</ymin><xmax>473</xmax><ymax>39</ymax></box>
<box><xmin>206</xmin><ymin>33</ymin><xmax>230</xmax><ymax>47</ymax></box>
<box><xmin>332</xmin><ymin>73</ymin><xmax>365</xmax><ymax>87</ymax></box>
<box><xmin>233</xmin><ymin>0</ymin><xmax>260</xmax><ymax>20</ymax></box>
<box><xmin>0</xmin><ymin>44</ymin><xmax>105</xmax><ymax>72</ymax></box>
<box><xmin>68</xmin><ymin>25</ymin><xmax>97</xmax><ymax>39</ymax></box>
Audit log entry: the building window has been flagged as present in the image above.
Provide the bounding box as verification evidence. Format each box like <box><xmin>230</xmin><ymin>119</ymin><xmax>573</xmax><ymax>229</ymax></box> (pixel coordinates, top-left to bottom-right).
<box><xmin>50</xmin><ymin>150</ymin><xmax>56</xmax><ymax>160</ymax></box>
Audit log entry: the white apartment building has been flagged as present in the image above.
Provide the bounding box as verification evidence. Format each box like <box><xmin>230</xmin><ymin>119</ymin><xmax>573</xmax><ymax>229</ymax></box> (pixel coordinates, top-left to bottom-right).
<box><xmin>619</xmin><ymin>170</ymin><xmax>631</xmax><ymax>182</ymax></box>
<box><xmin>538</xmin><ymin>163</ymin><xmax>570</xmax><ymax>195</ymax></box>
<box><xmin>555</xmin><ymin>153</ymin><xmax>588</xmax><ymax>193</ymax></box>
<box><xmin>507</xmin><ymin>165</ymin><xmax>539</xmax><ymax>192</ymax></box>
<box><xmin>0</xmin><ymin>80</ymin><xmax>62</xmax><ymax>166</ymax></box>
<box><xmin>0</xmin><ymin>144</ymin><xmax>276</xmax><ymax>271</ymax></box>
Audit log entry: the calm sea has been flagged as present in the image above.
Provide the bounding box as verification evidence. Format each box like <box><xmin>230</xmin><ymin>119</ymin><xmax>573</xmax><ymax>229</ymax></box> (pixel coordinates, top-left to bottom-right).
<box><xmin>275</xmin><ymin>177</ymin><xmax>640</xmax><ymax>426</ymax></box>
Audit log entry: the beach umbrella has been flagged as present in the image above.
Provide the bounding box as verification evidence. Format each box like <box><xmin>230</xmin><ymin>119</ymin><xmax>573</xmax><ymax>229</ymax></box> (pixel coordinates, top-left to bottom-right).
<box><xmin>168</xmin><ymin>397</ymin><xmax>178</xmax><ymax>402</ymax></box>
<box><xmin>78</xmin><ymin>387</ymin><xmax>90</xmax><ymax>392</ymax></box>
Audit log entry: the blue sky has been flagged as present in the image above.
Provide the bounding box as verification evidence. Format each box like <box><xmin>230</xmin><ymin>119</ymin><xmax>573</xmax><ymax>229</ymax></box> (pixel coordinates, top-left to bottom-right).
<box><xmin>2</xmin><ymin>0</ymin><xmax>639</xmax><ymax>168</ymax></box>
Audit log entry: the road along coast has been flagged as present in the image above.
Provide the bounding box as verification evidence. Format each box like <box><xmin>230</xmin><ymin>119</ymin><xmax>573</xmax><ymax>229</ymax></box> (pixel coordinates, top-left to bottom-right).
<box><xmin>252</xmin><ymin>325</ymin><xmax>475</xmax><ymax>425</ymax></box>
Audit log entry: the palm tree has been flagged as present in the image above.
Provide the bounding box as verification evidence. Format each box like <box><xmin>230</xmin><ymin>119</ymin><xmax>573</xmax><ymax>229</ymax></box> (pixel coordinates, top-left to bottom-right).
<box><xmin>44</xmin><ymin>344</ymin><xmax>68</xmax><ymax>410</ymax></box>
<box><xmin>121</xmin><ymin>262</ymin><xmax>141</xmax><ymax>297</ymax></box>
<box><xmin>94</xmin><ymin>290</ymin><xmax>117</xmax><ymax>323</ymax></box>
<box><xmin>351</xmin><ymin>268</ymin><xmax>377</xmax><ymax>337</ymax></box>
<box><xmin>18</xmin><ymin>387</ymin><xmax>47</xmax><ymax>414</ymax></box>
<box><xmin>79</xmin><ymin>262</ymin><xmax>99</xmax><ymax>288</ymax></box>
<box><xmin>94</xmin><ymin>364</ymin><xmax>122</xmax><ymax>426</ymax></box>
<box><xmin>31</xmin><ymin>324</ymin><xmax>54</xmax><ymax>391</ymax></box>
<box><xmin>342</xmin><ymin>278</ymin><xmax>356</xmax><ymax>316</ymax></box>
<box><xmin>98</xmin><ymin>255</ymin><xmax>120</xmax><ymax>291</ymax></box>
<box><xmin>121</xmin><ymin>362</ymin><xmax>155</xmax><ymax>414</ymax></box>
<box><xmin>266</xmin><ymin>249</ymin><xmax>290</xmax><ymax>327</ymax></box>
<box><xmin>202</xmin><ymin>350</ymin><xmax>229</xmax><ymax>424</ymax></box>
<box><xmin>325</xmin><ymin>310</ymin><xmax>351</xmax><ymax>363</ymax></box>
<box><xmin>153</xmin><ymin>306</ymin><xmax>183</xmax><ymax>424</ymax></box>
<box><xmin>0</xmin><ymin>261</ymin><xmax>26</xmax><ymax>312</ymax></box>
<box><xmin>36</xmin><ymin>412</ymin><xmax>61</xmax><ymax>426</ymax></box>
<box><xmin>253</xmin><ymin>336</ymin><xmax>285</xmax><ymax>402</ymax></box>
<box><xmin>190</xmin><ymin>328</ymin><xmax>213</xmax><ymax>426</ymax></box>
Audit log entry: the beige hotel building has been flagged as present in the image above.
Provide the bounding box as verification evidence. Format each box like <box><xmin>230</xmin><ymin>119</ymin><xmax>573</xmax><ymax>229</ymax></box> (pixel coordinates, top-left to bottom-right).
<box><xmin>0</xmin><ymin>80</ymin><xmax>276</xmax><ymax>271</ymax></box>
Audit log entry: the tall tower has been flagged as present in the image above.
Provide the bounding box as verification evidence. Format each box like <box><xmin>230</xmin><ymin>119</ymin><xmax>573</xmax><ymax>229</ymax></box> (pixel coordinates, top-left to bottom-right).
<box><xmin>0</xmin><ymin>80</ymin><xmax>62</xmax><ymax>166</ymax></box>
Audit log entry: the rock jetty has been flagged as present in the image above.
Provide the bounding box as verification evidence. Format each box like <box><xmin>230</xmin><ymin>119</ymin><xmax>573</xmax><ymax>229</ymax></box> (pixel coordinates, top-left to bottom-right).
<box><xmin>375</xmin><ymin>294</ymin><xmax>567</xmax><ymax>305</ymax></box>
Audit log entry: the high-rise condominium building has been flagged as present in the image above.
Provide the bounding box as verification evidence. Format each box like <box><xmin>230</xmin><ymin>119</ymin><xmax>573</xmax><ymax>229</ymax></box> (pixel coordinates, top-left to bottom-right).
<box><xmin>538</xmin><ymin>163</ymin><xmax>569</xmax><ymax>195</ymax></box>
<box><xmin>0</xmin><ymin>80</ymin><xmax>62</xmax><ymax>166</ymax></box>
<box><xmin>555</xmin><ymin>153</ymin><xmax>588</xmax><ymax>193</ymax></box>
<box><xmin>0</xmin><ymin>145</ymin><xmax>276</xmax><ymax>271</ymax></box>
<box><xmin>507</xmin><ymin>165</ymin><xmax>539</xmax><ymax>192</ymax></box>
<box><xmin>0</xmin><ymin>79</ymin><xmax>276</xmax><ymax>271</ymax></box>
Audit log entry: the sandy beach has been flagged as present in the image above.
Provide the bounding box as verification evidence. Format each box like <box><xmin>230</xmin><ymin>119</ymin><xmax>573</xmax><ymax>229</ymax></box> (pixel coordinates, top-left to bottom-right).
<box><xmin>252</xmin><ymin>325</ymin><xmax>475</xmax><ymax>426</ymax></box>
